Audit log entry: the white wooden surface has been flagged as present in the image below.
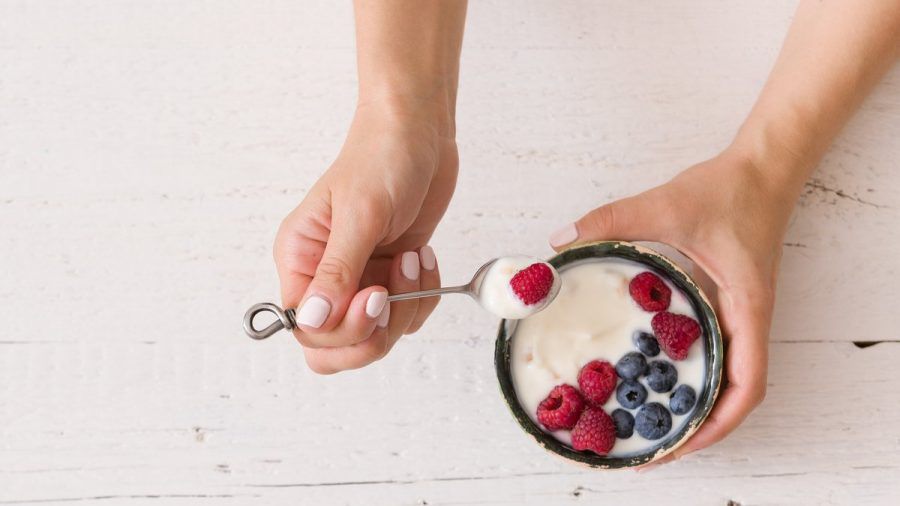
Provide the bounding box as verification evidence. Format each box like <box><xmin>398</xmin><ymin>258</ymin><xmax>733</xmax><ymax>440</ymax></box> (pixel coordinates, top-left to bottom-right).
<box><xmin>2</xmin><ymin>1</ymin><xmax>899</xmax><ymax>504</ymax></box>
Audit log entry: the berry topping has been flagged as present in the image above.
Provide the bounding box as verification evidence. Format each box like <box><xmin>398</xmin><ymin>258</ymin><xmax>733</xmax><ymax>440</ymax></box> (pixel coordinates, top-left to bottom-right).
<box><xmin>611</xmin><ymin>408</ymin><xmax>635</xmax><ymax>439</ymax></box>
<box><xmin>616</xmin><ymin>380</ymin><xmax>648</xmax><ymax>409</ymax></box>
<box><xmin>635</xmin><ymin>402</ymin><xmax>673</xmax><ymax>440</ymax></box>
<box><xmin>578</xmin><ymin>360</ymin><xmax>617</xmax><ymax>406</ymax></box>
<box><xmin>629</xmin><ymin>271</ymin><xmax>672</xmax><ymax>312</ymax></box>
<box><xmin>571</xmin><ymin>407</ymin><xmax>616</xmax><ymax>455</ymax></box>
<box><xmin>536</xmin><ymin>384</ymin><xmax>585</xmax><ymax>431</ymax></box>
<box><xmin>651</xmin><ymin>311</ymin><xmax>702</xmax><ymax>360</ymax></box>
<box><xmin>669</xmin><ymin>385</ymin><xmax>697</xmax><ymax>415</ymax></box>
<box><xmin>632</xmin><ymin>330</ymin><xmax>661</xmax><ymax>357</ymax></box>
<box><xmin>615</xmin><ymin>352</ymin><xmax>648</xmax><ymax>380</ymax></box>
<box><xmin>646</xmin><ymin>360</ymin><xmax>678</xmax><ymax>393</ymax></box>
<box><xmin>509</xmin><ymin>262</ymin><xmax>555</xmax><ymax>306</ymax></box>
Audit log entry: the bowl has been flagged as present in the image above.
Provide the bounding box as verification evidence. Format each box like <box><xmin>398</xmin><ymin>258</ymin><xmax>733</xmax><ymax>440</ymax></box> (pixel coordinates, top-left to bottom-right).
<box><xmin>494</xmin><ymin>241</ymin><xmax>724</xmax><ymax>468</ymax></box>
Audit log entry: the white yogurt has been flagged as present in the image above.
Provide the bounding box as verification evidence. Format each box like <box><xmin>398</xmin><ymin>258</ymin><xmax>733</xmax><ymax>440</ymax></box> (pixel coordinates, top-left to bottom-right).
<box><xmin>510</xmin><ymin>258</ymin><xmax>706</xmax><ymax>456</ymax></box>
<box><xmin>477</xmin><ymin>256</ymin><xmax>561</xmax><ymax>320</ymax></box>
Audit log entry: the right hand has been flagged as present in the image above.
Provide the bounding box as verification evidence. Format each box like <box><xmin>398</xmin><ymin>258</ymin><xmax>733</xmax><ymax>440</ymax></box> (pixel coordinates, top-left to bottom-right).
<box><xmin>274</xmin><ymin>99</ymin><xmax>458</xmax><ymax>373</ymax></box>
<box><xmin>550</xmin><ymin>148</ymin><xmax>787</xmax><ymax>465</ymax></box>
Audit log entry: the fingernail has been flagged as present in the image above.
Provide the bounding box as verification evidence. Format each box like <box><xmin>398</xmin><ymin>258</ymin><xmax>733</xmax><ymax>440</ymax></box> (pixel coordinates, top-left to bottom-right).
<box><xmin>401</xmin><ymin>251</ymin><xmax>420</xmax><ymax>280</ymax></box>
<box><xmin>419</xmin><ymin>245</ymin><xmax>436</xmax><ymax>271</ymax></box>
<box><xmin>365</xmin><ymin>291</ymin><xmax>387</xmax><ymax>319</ymax></box>
<box><xmin>376</xmin><ymin>302</ymin><xmax>390</xmax><ymax>328</ymax></box>
<box><xmin>549</xmin><ymin>223</ymin><xmax>578</xmax><ymax>248</ymax></box>
<box><xmin>295</xmin><ymin>295</ymin><xmax>331</xmax><ymax>328</ymax></box>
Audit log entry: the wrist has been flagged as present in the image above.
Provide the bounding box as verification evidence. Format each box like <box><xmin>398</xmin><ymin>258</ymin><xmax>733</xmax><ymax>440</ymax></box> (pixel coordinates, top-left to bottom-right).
<box><xmin>356</xmin><ymin>88</ymin><xmax>456</xmax><ymax>139</ymax></box>
<box><xmin>727</xmin><ymin>117</ymin><xmax>821</xmax><ymax>204</ymax></box>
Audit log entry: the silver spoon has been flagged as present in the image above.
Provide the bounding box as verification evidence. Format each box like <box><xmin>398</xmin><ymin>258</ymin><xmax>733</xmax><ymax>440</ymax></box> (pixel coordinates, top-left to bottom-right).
<box><xmin>242</xmin><ymin>257</ymin><xmax>557</xmax><ymax>340</ymax></box>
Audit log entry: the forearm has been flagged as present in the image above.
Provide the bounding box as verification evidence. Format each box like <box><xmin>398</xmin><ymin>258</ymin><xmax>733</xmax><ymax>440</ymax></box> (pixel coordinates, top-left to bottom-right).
<box><xmin>733</xmin><ymin>0</ymin><xmax>900</xmax><ymax>198</ymax></box>
<box><xmin>353</xmin><ymin>0</ymin><xmax>468</xmax><ymax>137</ymax></box>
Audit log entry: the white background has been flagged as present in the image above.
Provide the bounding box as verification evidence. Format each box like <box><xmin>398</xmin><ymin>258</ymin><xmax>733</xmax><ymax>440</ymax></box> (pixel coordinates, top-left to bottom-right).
<box><xmin>2</xmin><ymin>1</ymin><xmax>899</xmax><ymax>504</ymax></box>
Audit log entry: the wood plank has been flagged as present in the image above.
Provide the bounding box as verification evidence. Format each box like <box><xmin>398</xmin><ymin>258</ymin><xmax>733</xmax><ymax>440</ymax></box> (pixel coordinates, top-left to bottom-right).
<box><xmin>1</xmin><ymin>341</ymin><xmax>898</xmax><ymax>504</ymax></box>
<box><xmin>2</xmin><ymin>1</ymin><xmax>899</xmax><ymax>504</ymax></box>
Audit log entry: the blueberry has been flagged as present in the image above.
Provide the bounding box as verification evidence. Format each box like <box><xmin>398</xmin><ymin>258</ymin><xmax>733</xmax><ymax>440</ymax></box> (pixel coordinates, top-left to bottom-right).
<box><xmin>632</xmin><ymin>331</ymin><xmax>660</xmax><ymax>357</ymax></box>
<box><xmin>616</xmin><ymin>380</ymin><xmax>648</xmax><ymax>409</ymax></box>
<box><xmin>615</xmin><ymin>352</ymin><xmax>648</xmax><ymax>380</ymax></box>
<box><xmin>634</xmin><ymin>402</ymin><xmax>673</xmax><ymax>440</ymax></box>
<box><xmin>669</xmin><ymin>385</ymin><xmax>697</xmax><ymax>415</ymax></box>
<box><xmin>611</xmin><ymin>408</ymin><xmax>635</xmax><ymax>439</ymax></box>
<box><xmin>646</xmin><ymin>360</ymin><xmax>678</xmax><ymax>393</ymax></box>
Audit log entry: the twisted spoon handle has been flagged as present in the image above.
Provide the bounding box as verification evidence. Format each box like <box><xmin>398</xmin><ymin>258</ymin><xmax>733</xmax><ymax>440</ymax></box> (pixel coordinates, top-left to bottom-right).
<box><xmin>386</xmin><ymin>284</ymin><xmax>469</xmax><ymax>302</ymax></box>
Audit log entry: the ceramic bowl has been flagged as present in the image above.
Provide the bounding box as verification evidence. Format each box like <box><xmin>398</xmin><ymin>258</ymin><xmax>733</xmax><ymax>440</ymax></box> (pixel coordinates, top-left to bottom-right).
<box><xmin>494</xmin><ymin>241</ymin><xmax>724</xmax><ymax>468</ymax></box>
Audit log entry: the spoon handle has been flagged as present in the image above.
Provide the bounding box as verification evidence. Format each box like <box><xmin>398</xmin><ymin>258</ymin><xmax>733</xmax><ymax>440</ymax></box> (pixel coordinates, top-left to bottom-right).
<box><xmin>386</xmin><ymin>284</ymin><xmax>469</xmax><ymax>302</ymax></box>
<box><xmin>243</xmin><ymin>285</ymin><xmax>470</xmax><ymax>340</ymax></box>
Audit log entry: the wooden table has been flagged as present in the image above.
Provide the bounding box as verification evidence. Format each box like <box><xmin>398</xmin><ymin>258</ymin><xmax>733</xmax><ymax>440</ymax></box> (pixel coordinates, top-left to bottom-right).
<box><xmin>2</xmin><ymin>1</ymin><xmax>898</xmax><ymax>504</ymax></box>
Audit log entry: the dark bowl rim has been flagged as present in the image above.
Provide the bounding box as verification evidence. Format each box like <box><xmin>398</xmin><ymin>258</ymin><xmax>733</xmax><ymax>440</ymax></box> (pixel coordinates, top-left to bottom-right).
<box><xmin>493</xmin><ymin>241</ymin><xmax>724</xmax><ymax>469</ymax></box>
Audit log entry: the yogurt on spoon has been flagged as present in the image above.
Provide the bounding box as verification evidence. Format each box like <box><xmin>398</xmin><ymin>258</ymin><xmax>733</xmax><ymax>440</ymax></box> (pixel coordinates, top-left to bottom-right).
<box><xmin>476</xmin><ymin>256</ymin><xmax>561</xmax><ymax>319</ymax></box>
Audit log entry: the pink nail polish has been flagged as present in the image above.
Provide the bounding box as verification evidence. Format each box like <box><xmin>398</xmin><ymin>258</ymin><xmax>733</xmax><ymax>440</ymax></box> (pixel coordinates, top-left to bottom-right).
<box><xmin>419</xmin><ymin>245</ymin><xmax>437</xmax><ymax>271</ymax></box>
<box><xmin>295</xmin><ymin>296</ymin><xmax>331</xmax><ymax>328</ymax></box>
<box><xmin>549</xmin><ymin>223</ymin><xmax>578</xmax><ymax>248</ymax></box>
<box><xmin>365</xmin><ymin>291</ymin><xmax>387</xmax><ymax>319</ymax></box>
<box><xmin>401</xmin><ymin>251</ymin><xmax>420</xmax><ymax>280</ymax></box>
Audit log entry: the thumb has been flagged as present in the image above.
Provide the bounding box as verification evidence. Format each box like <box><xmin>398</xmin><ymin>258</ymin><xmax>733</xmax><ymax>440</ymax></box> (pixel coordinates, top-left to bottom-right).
<box><xmin>294</xmin><ymin>202</ymin><xmax>387</xmax><ymax>332</ymax></box>
<box><xmin>548</xmin><ymin>191</ymin><xmax>673</xmax><ymax>251</ymax></box>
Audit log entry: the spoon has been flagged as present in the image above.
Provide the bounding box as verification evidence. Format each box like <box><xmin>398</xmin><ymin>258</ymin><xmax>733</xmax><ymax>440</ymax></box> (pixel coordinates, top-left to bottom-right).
<box><xmin>242</xmin><ymin>256</ymin><xmax>559</xmax><ymax>340</ymax></box>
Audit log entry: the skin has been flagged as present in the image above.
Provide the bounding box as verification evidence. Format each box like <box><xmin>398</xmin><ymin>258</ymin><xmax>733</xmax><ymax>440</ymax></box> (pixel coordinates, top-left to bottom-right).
<box><xmin>274</xmin><ymin>0</ymin><xmax>466</xmax><ymax>373</ymax></box>
<box><xmin>555</xmin><ymin>1</ymin><xmax>900</xmax><ymax>468</ymax></box>
<box><xmin>275</xmin><ymin>0</ymin><xmax>900</xmax><ymax>461</ymax></box>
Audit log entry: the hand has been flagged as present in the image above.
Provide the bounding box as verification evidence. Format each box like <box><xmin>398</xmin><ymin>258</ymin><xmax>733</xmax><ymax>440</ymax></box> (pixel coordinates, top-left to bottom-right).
<box><xmin>274</xmin><ymin>100</ymin><xmax>458</xmax><ymax>374</ymax></box>
<box><xmin>549</xmin><ymin>147</ymin><xmax>795</xmax><ymax>465</ymax></box>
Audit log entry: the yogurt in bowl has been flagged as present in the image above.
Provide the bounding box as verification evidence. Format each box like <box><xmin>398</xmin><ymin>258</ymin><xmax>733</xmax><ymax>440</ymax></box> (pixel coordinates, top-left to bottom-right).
<box><xmin>494</xmin><ymin>241</ymin><xmax>723</xmax><ymax>468</ymax></box>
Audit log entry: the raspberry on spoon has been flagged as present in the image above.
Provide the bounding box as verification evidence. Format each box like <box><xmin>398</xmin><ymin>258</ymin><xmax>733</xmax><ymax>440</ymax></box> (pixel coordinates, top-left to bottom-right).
<box><xmin>510</xmin><ymin>262</ymin><xmax>555</xmax><ymax>306</ymax></box>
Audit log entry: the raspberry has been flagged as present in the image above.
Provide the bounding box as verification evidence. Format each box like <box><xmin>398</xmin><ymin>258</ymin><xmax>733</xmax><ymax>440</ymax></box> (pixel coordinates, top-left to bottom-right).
<box><xmin>651</xmin><ymin>311</ymin><xmax>702</xmax><ymax>361</ymax></box>
<box><xmin>578</xmin><ymin>360</ymin><xmax>617</xmax><ymax>406</ymax></box>
<box><xmin>629</xmin><ymin>271</ymin><xmax>671</xmax><ymax>312</ymax></box>
<box><xmin>536</xmin><ymin>384</ymin><xmax>585</xmax><ymax>431</ymax></box>
<box><xmin>510</xmin><ymin>262</ymin><xmax>555</xmax><ymax>305</ymax></box>
<box><xmin>571</xmin><ymin>407</ymin><xmax>616</xmax><ymax>455</ymax></box>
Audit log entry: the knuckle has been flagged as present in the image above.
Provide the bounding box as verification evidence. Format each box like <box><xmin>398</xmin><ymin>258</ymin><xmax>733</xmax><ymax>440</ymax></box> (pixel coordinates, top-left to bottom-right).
<box><xmin>751</xmin><ymin>384</ymin><xmax>767</xmax><ymax>407</ymax></box>
<box><xmin>343</xmin><ymin>193</ymin><xmax>391</xmax><ymax>231</ymax></box>
<box><xmin>272</xmin><ymin>224</ymin><xmax>288</xmax><ymax>265</ymax></box>
<box><xmin>291</xmin><ymin>330</ymin><xmax>312</xmax><ymax>347</ymax></box>
<box><xmin>292</xmin><ymin>329</ymin><xmax>323</xmax><ymax>349</ymax></box>
<box><xmin>586</xmin><ymin>204</ymin><xmax>617</xmax><ymax>235</ymax></box>
<box><xmin>314</xmin><ymin>256</ymin><xmax>354</xmax><ymax>288</ymax></box>
<box><xmin>356</xmin><ymin>195</ymin><xmax>391</xmax><ymax>218</ymax></box>
<box><xmin>652</xmin><ymin>193</ymin><xmax>684</xmax><ymax>236</ymax></box>
<box><xmin>361</xmin><ymin>337</ymin><xmax>389</xmax><ymax>364</ymax></box>
<box><xmin>739</xmin><ymin>382</ymin><xmax>767</xmax><ymax>409</ymax></box>
<box><xmin>304</xmin><ymin>353</ymin><xmax>337</xmax><ymax>375</ymax></box>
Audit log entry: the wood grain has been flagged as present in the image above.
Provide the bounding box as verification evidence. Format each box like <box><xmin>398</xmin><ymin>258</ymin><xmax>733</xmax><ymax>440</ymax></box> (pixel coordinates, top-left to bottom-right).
<box><xmin>1</xmin><ymin>1</ymin><xmax>898</xmax><ymax>504</ymax></box>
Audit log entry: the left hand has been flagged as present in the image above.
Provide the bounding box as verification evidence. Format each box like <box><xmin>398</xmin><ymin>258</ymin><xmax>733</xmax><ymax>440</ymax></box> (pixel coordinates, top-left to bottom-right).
<box><xmin>549</xmin><ymin>146</ymin><xmax>797</xmax><ymax>466</ymax></box>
